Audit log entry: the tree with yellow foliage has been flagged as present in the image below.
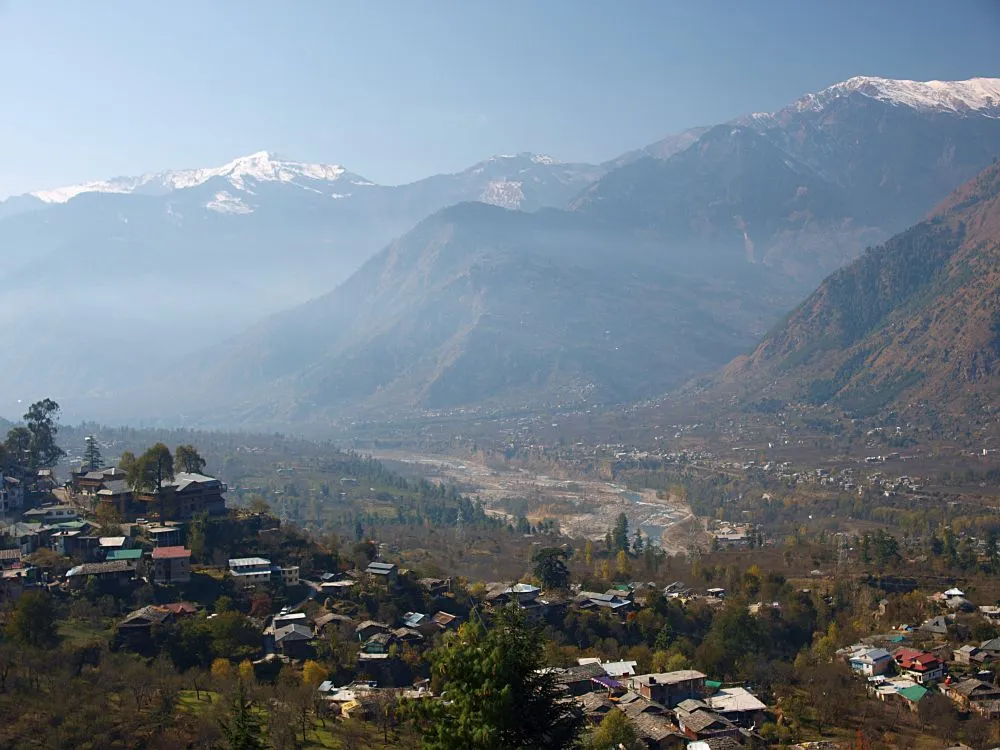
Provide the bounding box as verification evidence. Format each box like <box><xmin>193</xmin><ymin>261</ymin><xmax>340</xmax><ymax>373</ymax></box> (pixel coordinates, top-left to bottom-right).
<box><xmin>599</xmin><ymin>559</ymin><xmax>611</xmax><ymax>581</ymax></box>
<box><xmin>615</xmin><ymin>549</ymin><xmax>630</xmax><ymax>577</ymax></box>
<box><xmin>211</xmin><ymin>658</ymin><xmax>231</xmax><ymax>680</ymax></box>
<box><xmin>238</xmin><ymin>659</ymin><xmax>255</xmax><ymax>683</ymax></box>
<box><xmin>584</xmin><ymin>539</ymin><xmax>593</xmax><ymax>566</ymax></box>
<box><xmin>302</xmin><ymin>659</ymin><xmax>326</xmax><ymax>687</ymax></box>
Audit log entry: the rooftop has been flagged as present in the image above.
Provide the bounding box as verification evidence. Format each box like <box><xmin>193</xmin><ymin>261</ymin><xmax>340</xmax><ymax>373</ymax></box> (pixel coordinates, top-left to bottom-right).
<box><xmin>707</xmin><ymin>687</ymin><xmax>767</xmax><ymax>714</ymax></box>
<box><xmin>151</xmin><ymin>546</ymin><xmax>191</xmax><ymax>560</ymax></box>
<box><xmin>636</xmin><ymin>669</ymin><xmax>707</xmax><ymax>685</ymax></box>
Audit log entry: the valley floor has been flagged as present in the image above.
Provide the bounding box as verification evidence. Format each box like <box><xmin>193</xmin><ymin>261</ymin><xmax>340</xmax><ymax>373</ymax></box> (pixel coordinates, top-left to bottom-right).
<box><xmin>371</xmin><ymin>449</ymin><xmax>707</xmax><ymax>554</ymax></box>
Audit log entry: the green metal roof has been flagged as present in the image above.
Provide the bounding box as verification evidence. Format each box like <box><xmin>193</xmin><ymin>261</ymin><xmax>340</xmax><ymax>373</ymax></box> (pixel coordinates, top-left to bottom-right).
<box><xmin>898</xmin><ymin>685</ymin><xmax>927</xmax><ymax>702</ymax></box>
<box><xmin>106</xmin><ymin>549</ymin><xmax>143</xmax><ymax>561</ymax></box>
<box><xmin>705</xmin><ymin>679</ymin><xmax>723</xmax><ymax>689</ymax></box>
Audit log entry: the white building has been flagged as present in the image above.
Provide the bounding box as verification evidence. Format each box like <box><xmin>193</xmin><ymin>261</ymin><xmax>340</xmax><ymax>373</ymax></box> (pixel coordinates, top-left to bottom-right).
<box><xmin>228</xmin><ymin>557</ymin><xmax>273</xmax><ymax>583</ymax></box>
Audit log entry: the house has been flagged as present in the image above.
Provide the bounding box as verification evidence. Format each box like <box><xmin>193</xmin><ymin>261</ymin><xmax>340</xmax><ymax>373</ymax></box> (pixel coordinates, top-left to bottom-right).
<box><xmin>23</xmin><ymin>504</ymin><xmax>78</xmax><ymax>524</ymax></box>
<box><xmin>65</xmin><ymin>559</ymin><xmax>136</xmax><ymax>588</ymax></box>
<box><xmin>953</xmin><ymin>644</ymin><xmax>992</xmax><ymax>666</ymax></box>
<box><xmin>98</xmin><ymin>536</ymin><xmax>127</xmax><ymax>551</ymax></box>
<box><xmin>574</xmin><ymin>591</ymin><xmax>633</xmax><ymax>614</ymax></box>
<box><xmin>50</xmin><ymin>530</ymin><xmax>100</xmax><ymax>559</ymax></box>
<box><xmin>629</xmin><ymin>713</ymin><xmax>683</xmax><ymax>749</ymax></box>
<box><xmin>313</xmin><ymin>612</ymin><xmax>353</xmax><ymax>634</ymax></box>
<box><xmin>160</xmin><ymin>601</ymin><xmax>197</xmax><ymax>617</ymax></box>
<box><xmin>979</xmin><ymin>605</ymin><xmax>1000</xmax><ymax>622</ymax></box>
<box><xmin>946</xmin><ymin>597</ymin><xmax>975</xmax><ymax>613</ymax></box>
<box><xmin>943</xmin><ymin>678</ymin><xmax>1000</xmax><ymax>716</ymax></box>
<box><xmin>106</xmin><ymin>548</ymin><xmax>144</xmax><ymax>563</ymax></box>
<box><xmin>274</xmin><ymin>624</ymin><xmax>314</xmax><ymax>658</ymax></box>
<box><xmin>150</xmin><ymin>546</ymin><xmax>191</xmax><ymax>584</ymax></box>
<box><xmin>706</xmin><ymin>687</ymin><xmax>767</xmax><ymax>728</ymax></box>
<box><xmin>392</xmin><ymin>627</ymin><xmax>424</xmax><ymax>645</ymax></box>
<box><xmin>272</xmin><ymin>565</ymin><xmax>300</xmax><ymax>587</ymax></box>
<box><xmin>848</xmin><ymin>647</ymin><xmax>894</xmax><ymax>677</ymax></box>
<box><xmin>430</xmin><ymin>611</ymin><xmax>460</xmax><ymax>630</ymax></box>
<box><xmin>0</xmin><ymin>566</ymin><xmax>37</xmax><ymax>600</ymax></box>
<box><xmin>630</xmin><ymin>670</ymin><xmax>707</xmax><ymax>708</ymax></box>
<box><xmin>980</xmin><ymin>638</ymin><xmax>1000</xmax><ymax>656</ymax></box>
<box><xmin>486</xmin><ymin>582</ymin><xmax>541</xmax><ymax>606</ymax></box>
<box><xmin>920</xmin><ymin>615</ymin><xmax>950</xmax><ymax>637</ymax></box>
<box><xmin>229</xmin><ymin>557</ymin><xmax>273</xmax><ymax>583</ymax></box>
<box><xmin>402</xmin><ymin>612</ymin><xmax>428</xmax><ymax>629</ymax></box>
<box><xmin>418</xmin><ymin>577</ymin><xmax>451</xmax><ymax>596</ymax></box>
<box><xmin>705</xmin><ymin>588</ymin><xmax>726</xmax><ymax>599</ymax></box>
<box><xmin>116</xmin><ymin>605</ymin><xmax>174</xmax><ymax>647</ymax></box>
<box><xmin>551</xmin><ymin>662</ymin><xmax>610</xmax><ymax>697</ymax></box>
<box><xmin>0</xmin><ymin>548</ymin><xmax>23</xmax><ymax>570</ymax></box>
<box><xmin>576</xmin><ymin>692</ymin><xmax>614</xmax><ymax>723</ymax></box>
<box><xmin>362</xmin><ymin>632</ymin><xmax>397</xmax><ymax>655</ymax></box>
<box><xmin>96</xmin><ymin>481</ymin><xmax>134</xmax><ymax>516</ymax></box>
<box><xmin>943</xmin><ymin>587</ymin><xmax>966</xmax><ymax>600</ymax></box>
<box><xmin>148</xmin><ymin>525</ymin><xmax>183</xmax><ymax>548</ymax></box>
<box><xmin>319</xmin><ymin>579</ymin><xmax>355</xmax><ymax>598</ymax></box>
<box><xmin>2</xmin><ymin>522</ymin><xmax>40</xmax><ymax>554</ymax></box>
<box><xmin>0</xmin><ymin>473</ymin><xmax>24</xmax><ymax>513</ymax></box>
<box><xmin>601</xmin><ymin>660</ymin><xmax>638</xmax><ymax>679</ymax></box>
<box><xmin>894</xmin><ymin>648</ymin><xmax>944</xmax><ymax>685</ymax></box>
<box><xmin>274</xmin><ymin>612</ymin><xmax>309</xmax><ymax>630</ymax></box>
<box><xmin>73</xmin><ymin>467</ymin><xmax>127</xmax><ymax>495</ymax></box>
<box><xmin>364</xmin><ymin>561</ymin><xmax>398</xmax><ymax>586</ymax></box>
<box><xmin>355</xmin><ymin>620</ymin><xmax>390</xmax><ymax>642</ymax></box>
<box><xmin>133</xmin><ymin>472</ymin><xmax>227</xmax><ymax>521</ymax></box>
<box><xmin>674</xmin><ymin>705</ymin><xmax>739</xmax><ymax>741</ymax></box>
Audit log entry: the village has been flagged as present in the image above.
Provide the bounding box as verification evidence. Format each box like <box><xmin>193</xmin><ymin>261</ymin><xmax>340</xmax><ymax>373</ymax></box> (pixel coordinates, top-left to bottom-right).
<box><xmin>1</xmin><ymin>449</ymin><xmax>999</xmax><ymax>748</ymax></box>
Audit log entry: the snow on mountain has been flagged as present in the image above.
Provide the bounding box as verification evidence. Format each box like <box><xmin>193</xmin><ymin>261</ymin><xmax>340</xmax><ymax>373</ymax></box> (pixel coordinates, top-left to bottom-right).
<box><xmin>793</xmin><ymin>76</ymin><xmax>1000</xmax><ymax>116</ymax></box>
<box><xmin>480</xmin><ymin>179</ymin><xmax>525</xmax><ymax>209</ymax></box>
<box><xmin>30</xmin><ymin>151</ymin><xmax>360</xmax><ymax>205</ymax></box>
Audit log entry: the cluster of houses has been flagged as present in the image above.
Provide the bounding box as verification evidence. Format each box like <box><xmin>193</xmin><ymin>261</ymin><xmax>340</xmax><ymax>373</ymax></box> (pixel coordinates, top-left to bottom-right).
<box><xmin>71</xmin><ymin>466</ymin><xmax>227</xmax><ymax>521</ymax></box>
<box><xmin>558</xmin><ymin>663</ymin><xmax>766</xmax><ymax>749</ymax></box>
<box><xmin>841</xmin><ymin>587</ymin><xmax>1000</xmax><ymax>719</ymax></box>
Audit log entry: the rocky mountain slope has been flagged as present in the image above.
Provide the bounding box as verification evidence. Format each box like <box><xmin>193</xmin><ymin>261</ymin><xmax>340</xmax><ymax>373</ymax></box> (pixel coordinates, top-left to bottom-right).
<box><xmin>10</xmin><ymin>75</ymin><xmax>1000</xmax><ymax>423</ymax></box>
<box><xmin>724</xmin><ymin>161</ymin><xmax>1000</xmax><ymax>417</ymax></box>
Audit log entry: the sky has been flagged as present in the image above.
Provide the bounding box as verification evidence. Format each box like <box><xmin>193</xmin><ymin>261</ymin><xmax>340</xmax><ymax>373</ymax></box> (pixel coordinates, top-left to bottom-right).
<box><xmin>0</xmin><ymin>0</ymin><xmax>998</xmax><ymax>197</ymax></box>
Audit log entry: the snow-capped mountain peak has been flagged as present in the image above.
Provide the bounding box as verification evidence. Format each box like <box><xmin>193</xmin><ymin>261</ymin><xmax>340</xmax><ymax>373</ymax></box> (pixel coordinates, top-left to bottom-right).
<box><xmin>795</xmin><ymin>75</ymin><xmax>1000</xmax><ymax>115</ymax></box>
<box><xmin>30</xmin><ymin>151</ymin><xmax>361</xmax><ymax>204</ymax></box>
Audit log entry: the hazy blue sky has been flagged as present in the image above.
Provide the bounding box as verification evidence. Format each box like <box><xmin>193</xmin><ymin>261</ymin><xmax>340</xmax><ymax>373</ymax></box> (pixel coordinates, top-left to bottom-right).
<box><xmin>1</xmin><ymin>0</ymin><xmax>998</xmax><ymax>197</ymax></box>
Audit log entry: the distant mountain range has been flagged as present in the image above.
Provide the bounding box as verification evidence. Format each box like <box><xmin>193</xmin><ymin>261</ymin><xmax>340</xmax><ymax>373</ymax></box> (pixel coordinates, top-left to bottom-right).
<box><xmin>3</xmin><ymin>75</ymin><xmax>1000</xmax><ymax>425</ymax></box>
<box><xmin>721</xmin><ymin>160</ymin><xmax>1000</xmax><ymax>418</ymax></box>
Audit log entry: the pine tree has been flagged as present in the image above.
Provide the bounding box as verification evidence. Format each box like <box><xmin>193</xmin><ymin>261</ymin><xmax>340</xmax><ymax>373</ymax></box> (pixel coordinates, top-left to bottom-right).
<box><xmin>219</xmin><ymin>680</ymin><xmax>266</xmax><ymax>750</ymax></box>
<box><xmin>411</xmin><ymin>603</ymin><xmax>583</xmax><ymax>749</ymax></box>
<box><xmin>83</xmin><ymin>436</ymin><xmax>103</xmax><ymax>471</ymax></box>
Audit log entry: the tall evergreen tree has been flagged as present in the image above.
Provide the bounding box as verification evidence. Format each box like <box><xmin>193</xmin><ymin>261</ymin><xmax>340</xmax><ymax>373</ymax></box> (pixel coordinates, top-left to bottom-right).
<box><xmin>83</xmin><ymin>436</ymin><xmax>103</xmax><ymax>471</ymax></box>
<box><xmin>411</xmin><ymin>603</ymin><xmax>583</xmax><ymax>749</ymax></box>
<box><xmin>22</xmin><ymin>399</ymin><xmax>64</xmax><ymax>470</ymax></box>
<box><xmin>219</xmin><ymin>680</ymin><xmax>266</xmax><ymax>750</ymax></box>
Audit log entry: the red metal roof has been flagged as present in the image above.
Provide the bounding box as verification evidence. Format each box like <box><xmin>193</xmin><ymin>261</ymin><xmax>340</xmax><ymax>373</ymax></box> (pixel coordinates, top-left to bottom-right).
<box><xmin>151</xmin><ymin>546</ymin><xmax>191</xmax><ymax>560</ymax></box>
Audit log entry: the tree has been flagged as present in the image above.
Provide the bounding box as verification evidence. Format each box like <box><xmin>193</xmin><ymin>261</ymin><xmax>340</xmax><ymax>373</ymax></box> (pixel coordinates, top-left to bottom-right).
<box><xmin>410</xmin><ymin>603</ymin><xmax>584</xmax><ymax>749</ymax></box>
<box><xmin>130</xmin><ymin>443</ymin><xmax>174</xmax><ymax>521</ymax></box>
<box><xmin>238</xmin><ymin>659</ymin><xmax>255</xmax><ymax>683</ymax></box>
<box><xmin>611</xmin><ymin>513</ymin><xmax>630</xmax><ymax>553</ymax></box>
<box><xmin>23</xmin><ymin>399</ymin><xmax>64</xmax><ymax>470</ymax></box>
<box><xmin>587</xmin><ymin>709</ymin><xmax>641</xmax><ymax>750</ymax></box>
<box><xmin>211</xmin><ymin>658</ymin><xmax>232</xmax><ymax>681</ymax></box>
<box><xmin>302</xmin><ymin>659</ymin><xmax>326</xmax><ymax>687</ymax></box>
<box><xmin>4</xmin><ymin>590</ymin><xmax>58</xmax><ymax>649</ymax></box>
<box><xmin>615</xmin><ymin>549</ymin><xmax>630</xmax><ymax>577</ymax></box>
<box><xmin>175</xmin><ymin>444</ymin><xmax>207</xmax><ymax>474</ymax></box>
<box><xmin>118</xmin><ymin>450</ymin><xmax>137</xmax><ymax>474</ymax></box>
<box><xmin>83</xmin><ymin>436</ymin><xmax>103</xmax><ymax>471</ymax></box>
<box><xmin>533</xmin><ymin>548</ymin><xmax>570</xmax><ymax>591</ymax></box>
<box><xmin>219</xmin><ymin>680</ymin><xmax>266</xmax><ymax>750</ymax></box>
<box><xmin>3</xmin><ymin>427</ymin><xmax>31</xmax><ymax>468</ymax></box>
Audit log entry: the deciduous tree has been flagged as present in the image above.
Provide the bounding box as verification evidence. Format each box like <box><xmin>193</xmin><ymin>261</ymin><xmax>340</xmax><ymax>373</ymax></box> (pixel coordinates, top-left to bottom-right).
<box><xmin>175</xmin><ymin>444</ymin><xmax>207</xmax><ymax>474</ymax></box>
